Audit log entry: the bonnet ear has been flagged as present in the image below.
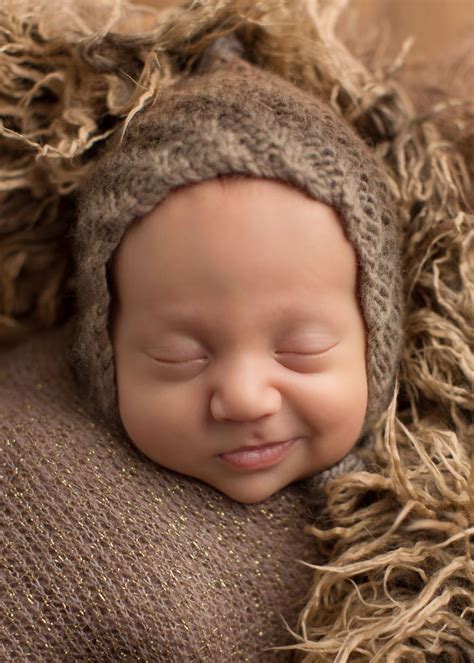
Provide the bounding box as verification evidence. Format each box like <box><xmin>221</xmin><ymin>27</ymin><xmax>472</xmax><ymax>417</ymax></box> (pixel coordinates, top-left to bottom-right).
<box><xmin>193</xmin><ymin>32</ymin><xmax>251</xmax><ymax>75</ymax></box>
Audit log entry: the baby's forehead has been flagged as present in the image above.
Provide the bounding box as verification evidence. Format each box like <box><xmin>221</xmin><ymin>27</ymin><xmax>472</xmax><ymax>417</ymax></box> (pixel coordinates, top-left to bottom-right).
<box><xmin>109</xmin><ymin>176</ymin><xmax>359</xmax><ymax>329</ymax></box>
<box><xmin>120</xmin><ymin>175</ymin><xmax>343</xmax><ymax>245</ymax></box>
<box><xmin>111</xmin><ymin>176</ymin><xmax>350</xmax><ymax>277</ymax></box>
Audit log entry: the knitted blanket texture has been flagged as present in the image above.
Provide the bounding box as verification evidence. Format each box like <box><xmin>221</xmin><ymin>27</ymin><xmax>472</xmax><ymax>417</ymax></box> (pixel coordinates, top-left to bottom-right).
<box><xmin>2</xmin><ymin>321</ymin><xmax>320</xmax><ymax>662</ymax></box>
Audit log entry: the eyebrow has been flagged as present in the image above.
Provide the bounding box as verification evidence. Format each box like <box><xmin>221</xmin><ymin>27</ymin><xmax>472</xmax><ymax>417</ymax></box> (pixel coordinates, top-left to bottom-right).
<box><xmin>152</xmin><ymin>301</ymin><xmax>338</xmax><ymax>332</ymax></box>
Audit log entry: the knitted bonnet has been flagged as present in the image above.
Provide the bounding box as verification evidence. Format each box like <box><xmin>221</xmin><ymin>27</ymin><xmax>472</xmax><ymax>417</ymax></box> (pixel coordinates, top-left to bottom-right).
<box><xmin>70</xmin><ymin>34</ymin><xmax>404</xmax><ymax>464</ymax></box>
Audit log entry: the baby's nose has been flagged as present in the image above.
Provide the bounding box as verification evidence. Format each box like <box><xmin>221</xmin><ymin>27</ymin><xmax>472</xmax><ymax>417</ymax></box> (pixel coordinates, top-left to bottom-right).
<box><xmin>209</xmin><ymin>358</ymin><xmax>281</xmax><ymax>422</ymax></box>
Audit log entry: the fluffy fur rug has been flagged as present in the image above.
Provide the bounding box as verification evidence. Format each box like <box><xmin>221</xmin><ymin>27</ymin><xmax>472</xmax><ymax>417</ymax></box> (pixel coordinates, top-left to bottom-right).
<box><xmin>1</xmin><ymin>1</ymin><xmax>472</xmax><ymax>659</ymax></box>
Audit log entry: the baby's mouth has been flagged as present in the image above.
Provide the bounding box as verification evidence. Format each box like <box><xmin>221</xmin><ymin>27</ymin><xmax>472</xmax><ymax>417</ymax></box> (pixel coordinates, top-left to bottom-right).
<box><xmin>218</xmin><ymin>438</ymin><xmax>299</xmax><ymax>471</ymax></box>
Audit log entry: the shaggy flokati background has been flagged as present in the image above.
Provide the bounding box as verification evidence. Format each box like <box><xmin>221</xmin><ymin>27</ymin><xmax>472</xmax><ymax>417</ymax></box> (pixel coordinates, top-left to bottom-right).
<box><xmin>1</xmin><ymin>0</ymin><xmax>473</xmax><ymax>660</ymax></box>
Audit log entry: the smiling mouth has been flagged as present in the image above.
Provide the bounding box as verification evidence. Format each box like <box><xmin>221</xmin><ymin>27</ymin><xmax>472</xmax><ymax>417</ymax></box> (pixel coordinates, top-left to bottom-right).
<box><xmin>218</xmin><ymin>438</ymin><xmax>299</xmax><ymax>471</ymax></box>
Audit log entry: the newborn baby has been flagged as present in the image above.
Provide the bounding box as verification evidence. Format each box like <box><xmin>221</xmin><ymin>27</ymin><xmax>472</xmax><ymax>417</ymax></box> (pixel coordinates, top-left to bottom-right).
<box><xmin>70</xmin><ymin>39</ymin><xmax>403</xmax><ymax>504</ymax></box>
<box><xmin>110</xmin><ymin>176</ymin><xmax>367</xmax><ymax>504</ymax></box>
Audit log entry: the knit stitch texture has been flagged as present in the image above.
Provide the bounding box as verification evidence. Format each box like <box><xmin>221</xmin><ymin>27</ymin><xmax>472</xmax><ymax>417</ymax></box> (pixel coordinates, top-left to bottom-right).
<box><xmin>2</xmin><ymin>321</ymin><xmax>321</xmax><ymax>662</ymax></box>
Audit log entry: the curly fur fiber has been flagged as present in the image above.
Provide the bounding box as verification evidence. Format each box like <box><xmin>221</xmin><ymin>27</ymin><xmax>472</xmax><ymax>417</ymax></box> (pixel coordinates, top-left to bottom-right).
<box><xmin>1</xmin><ymin>1</ymin><xmax>472</xmax><ymax>660</ymax></box>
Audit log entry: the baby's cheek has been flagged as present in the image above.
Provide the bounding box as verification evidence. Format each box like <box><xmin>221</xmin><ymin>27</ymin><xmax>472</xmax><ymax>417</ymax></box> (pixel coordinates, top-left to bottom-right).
<box><xmin>302</xmin><ymin>370</ymin><xmax>368</xmax><ymax>439</ymax></box>
<box><xmin>117</xmin><ymin>376</ymin><xmax>192</xmax><ymax>453</ymax></box>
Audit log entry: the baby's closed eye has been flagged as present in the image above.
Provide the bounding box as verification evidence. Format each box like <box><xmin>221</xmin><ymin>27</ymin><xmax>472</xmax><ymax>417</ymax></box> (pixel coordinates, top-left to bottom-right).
<box><xmin>147</xmin><ymin>342</ymin><xmax>338</xmax><ymax>367</ymax></box>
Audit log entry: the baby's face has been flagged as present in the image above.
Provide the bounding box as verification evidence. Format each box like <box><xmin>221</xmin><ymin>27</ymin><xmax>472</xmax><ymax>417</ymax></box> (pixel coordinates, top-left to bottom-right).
<box><xmin>111</xmin><ymin>177</ymin><xmax>367</xmax><ymax>504</ymax></box>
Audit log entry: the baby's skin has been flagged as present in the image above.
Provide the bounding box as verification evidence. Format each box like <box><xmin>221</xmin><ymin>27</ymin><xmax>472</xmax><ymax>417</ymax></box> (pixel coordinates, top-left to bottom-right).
<box><xmin>110</xmin><ymin>176</ymin><xmax>367</xmax><ymax>504</ymax></box>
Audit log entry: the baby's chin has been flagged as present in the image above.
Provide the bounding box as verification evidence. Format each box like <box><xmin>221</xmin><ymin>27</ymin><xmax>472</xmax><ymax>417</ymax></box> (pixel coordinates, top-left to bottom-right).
<box><xmin>191</xmin><ymin>464</ymin><xmax>308</xmax><ymax>505</ymax></box>
<box><xmin>207</xmin><ymin>480</ymin><xmax>291</xmax><ymax>505</ymax></box>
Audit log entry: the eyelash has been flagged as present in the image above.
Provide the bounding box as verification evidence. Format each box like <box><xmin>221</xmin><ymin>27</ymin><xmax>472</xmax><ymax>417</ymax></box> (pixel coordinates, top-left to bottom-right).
<box><xmin>153</xmin><ymin>350</ymin><xmax>331</xmax><ymax>366</ymax></box>
<box><xmin>153</xmin><ymin>357</ymin><xmax>206</xmax><ymax>366</ymax></box>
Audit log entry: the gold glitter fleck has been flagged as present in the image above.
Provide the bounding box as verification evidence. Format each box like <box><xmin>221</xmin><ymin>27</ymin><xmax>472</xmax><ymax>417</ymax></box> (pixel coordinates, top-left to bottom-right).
<box><xmin>4</xmin><ymin>331</ymin><xmax>317</xmax><ymax>660</ymax></box>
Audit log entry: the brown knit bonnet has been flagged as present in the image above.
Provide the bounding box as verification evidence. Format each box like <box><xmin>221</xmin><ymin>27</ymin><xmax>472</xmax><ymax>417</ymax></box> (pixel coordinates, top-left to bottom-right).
<box><xmin>70</xmin><ymin>35</ymin><xmax>404</xmax><ymax>461</ymax></box>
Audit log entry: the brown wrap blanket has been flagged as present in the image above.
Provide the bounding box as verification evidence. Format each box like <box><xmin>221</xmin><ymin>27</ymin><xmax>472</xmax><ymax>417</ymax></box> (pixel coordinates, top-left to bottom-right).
<box><xmin>2</xmin><ymin>321</ymin><xmax>321</xmax><ymax>661</ymax></box>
